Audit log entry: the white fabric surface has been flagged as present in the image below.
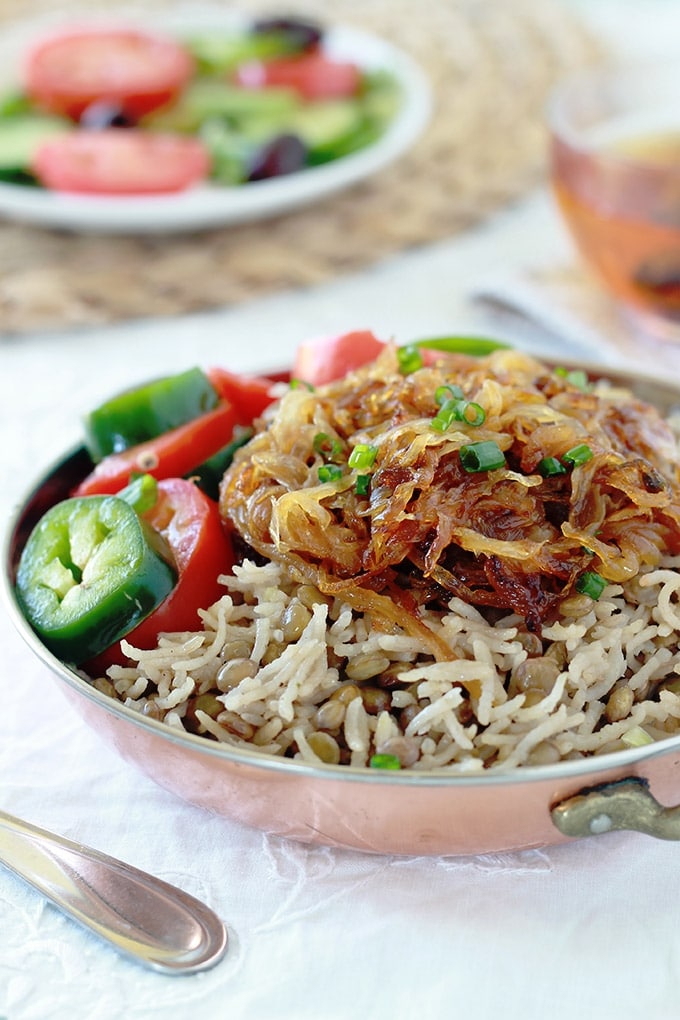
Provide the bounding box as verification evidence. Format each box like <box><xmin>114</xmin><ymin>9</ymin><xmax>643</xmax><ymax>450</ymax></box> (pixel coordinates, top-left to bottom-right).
<box><xmin>3</xmin><ymin>3</ymin><xmax>680</xmax><ymax>1018</ymax></box>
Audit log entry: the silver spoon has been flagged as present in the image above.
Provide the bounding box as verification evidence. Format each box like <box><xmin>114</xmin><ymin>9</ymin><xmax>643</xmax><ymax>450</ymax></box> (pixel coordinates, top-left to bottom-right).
<box><xmin>0</xmin><ymin>809</ymin><xmax>228</xmax><ymax>974</ymax></box>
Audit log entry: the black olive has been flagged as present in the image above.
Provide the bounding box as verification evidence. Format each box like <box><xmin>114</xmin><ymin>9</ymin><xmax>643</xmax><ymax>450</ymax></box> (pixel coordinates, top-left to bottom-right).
<box><xmin>247</xmin><ymin>134</ymin><xmax>307</xmax><ymax>182</ymax></box>
<box><xmin>251</xmin><ymin>16</ymin><xmax>323</xmax><ymax>53</ymax></box>
<box><xmin>79</xmin><ymin>101</ymin><xmax>136</xmax><ymax>129</ymax></box>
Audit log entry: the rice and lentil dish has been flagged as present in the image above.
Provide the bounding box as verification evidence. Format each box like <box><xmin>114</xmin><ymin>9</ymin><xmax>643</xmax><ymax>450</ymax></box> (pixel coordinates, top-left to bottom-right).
<box><xmin>89</xmin><ymin>347</ymin><xmax>680</xmax><ymax>771</ymax></box>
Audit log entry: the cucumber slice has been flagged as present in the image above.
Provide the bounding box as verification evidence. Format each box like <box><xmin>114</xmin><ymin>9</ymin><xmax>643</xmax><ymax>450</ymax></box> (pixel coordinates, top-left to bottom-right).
<box><xmin>144</xmin><ymin>80</ymin><xmax>301</xmax><ymax>133</ymax></box>
<box><xmin>289</xmin><ymin>100</ymin><xmax>364</xmax><ymax>162</ymax></box>
<box><xmin>0</xmin><ymin>115</ymin><xmax>72</xmax><ymax>173</ymax></box>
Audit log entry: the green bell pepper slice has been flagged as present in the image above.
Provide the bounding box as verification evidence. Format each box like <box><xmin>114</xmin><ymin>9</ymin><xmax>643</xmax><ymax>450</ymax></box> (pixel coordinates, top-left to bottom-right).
<box><xmin>83</xmin><ymin>367</ymin><xmax>220</xmax><ymax>463</ymax></box>
<box><xmin>16</xmin><ymin>495</ymin><xmax>177</xmax><ymax>665</ymax></box>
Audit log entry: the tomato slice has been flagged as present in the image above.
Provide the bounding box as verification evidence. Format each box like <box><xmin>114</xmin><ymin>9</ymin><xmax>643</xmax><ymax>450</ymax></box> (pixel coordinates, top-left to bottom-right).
<box><xmin>24</xmin><ymin>28</ymin><xmax>194</xmax><ymax>120</ymax></box>
<box><xmin>74</xmin><ymin>402</ymin><xmax>239</xmax><ymax>496</ymax></box>
<box><xmin>206</xmin><ymin>367</ymin><xmax>278</xmax><ymax>422</ymax></box>
<box><xmin>86</xmin><ymin>477</ymin><xmax>234</xmax><ymax>671</ymax></box>
<box><xmin>235</xmin><ymin>53</ymin><xmax>361</xmax><ymax>100</ymax></box>
<box><xmin>292</xmin><ymin>329</ymin><xmax>386</xmax><ymax>386</ymax></box>
<box><xmin>32</xmin><ymin>129</ymin><xmax>210</xmax><ymax>195</ymax></box>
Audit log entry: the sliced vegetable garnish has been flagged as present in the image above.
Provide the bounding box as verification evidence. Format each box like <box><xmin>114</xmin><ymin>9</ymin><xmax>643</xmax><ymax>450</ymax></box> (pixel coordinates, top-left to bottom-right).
<box><xmin>575</xmin><ymin>571</ymin><xmax>607</xmax><ymax>599</ymax></box>
<box><xmin>431</xmin><ymin>398</ymin><xmax>485</xmax><ymax>431</ymax></box>
<box><xmin>397</xmin><ymin>344</ymin><xmax>423</xmax><ymax>375</ymax></box>
<box><xmin>84</xmin><ymin>367</ymin><xmax>219</xmax><ymax>462</ymax></box>
<box><xmin>187</xmin><ymin>427</ymin><xmax>254</xmax><ymax>501</ymax></box>
<box><xmin>537</xmin><ymin>456</ymin><xmax>568</xmax><ymax>478</ymax></box>
<box><xmin>347</xmin><ymin>443</ymin><xmax>378</xmax><ymax>470</ymax></box>
<box><xmin>355</xmin><ymin>473</ymin><xmax>371</xmax><ymax>496</ymax></box>
<box><xmin>318</xmin><ymin>463</ymin><xmax>343</xmax><ymax>482</ymax></box>
<box><xmin>459</xmin><ymin>440</ymin><xmax>506</xmax><ymax>473</ymax></box>
<box><xmin>116</xmin><ymin>473</ymin><xmax>159</xmax><ymax>514</ymax></box>
<box><xmin>86</xmin><ymin>478</ymin><xmax>235</xmax><ymax>672</ymax></box>
<box><xmin>555</xmin><ymin>367</ymin><xmax>591</xmax><ymax>392</ymax></box>
<box><xmin>412</xmin><ymin>336</ymin><xmax>511</xmax><ymax>356</ymax></box>
<box><xmin>434</xmin><ymin>384</ymin><xmax>464</xmax><ymax>405</ymax></box>
<box><xmin>314</xmin><ymin>432</ymin><xmax>344</xmax><ymax>462</ymax></box>
<box><xmin>621</xmin><ymin>726</ymin><xmax>654</xmax><ymax>748</ymax></box>
<box><xmin>15</xmin><ymin>494</ymin><xmax>176</xmax><ymax>664</ymax></box>
<box><xmin>74</xmin><ymin>401</ymin><xmax>239</xmax><ymax>497</ymax></box>
<box><xmin>369</xmin><ymin>753</ymin><xmax>402</xmax><ymax>770</ymax></box>
<box><xmin>562</xmin><ymin>444</ymin><xmax>593</xmax><ymax>467</ymax></box>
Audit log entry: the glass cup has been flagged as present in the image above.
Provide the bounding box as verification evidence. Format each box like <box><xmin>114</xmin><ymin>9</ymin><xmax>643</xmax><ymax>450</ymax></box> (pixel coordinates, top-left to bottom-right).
<box><xmin>549</xmin><ymin>61</ymin><xmax>680</xmax><ymax>344</ymax></box>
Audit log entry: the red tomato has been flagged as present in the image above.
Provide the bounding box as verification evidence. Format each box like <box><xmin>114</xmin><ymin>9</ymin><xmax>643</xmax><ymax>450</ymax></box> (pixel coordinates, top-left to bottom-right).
<box><xmin>32</xmin><ymin>129</ymin><xmax>210</xmax><ymax>195</ymax></box>
<box><xmin>86</xmin><ymin>478</ymin><xmax>234</xmax><ymax>670</ymax></box>
<box><xmin>24</xmin><ymin>28</ymin><xmax>194</xmax><ymax>120</ymax></box>
<box><xmin>74</xmin><ymin>402</ymin><xmax>239</xmax><ymax>497</ymax></box>
<box><xmin>235</xmin><ymin>53</ymin><xmax>361</xmax><ymax>100</ymax></box>
<box><xmin>206</xmin><ymin>367</ymin><xmax>278</xmax><ymax>422</ymax></box>
<box><xmin>292</xmin><ymin>329</ymin><xmax>386</xmax><ymax>386</ymax></box>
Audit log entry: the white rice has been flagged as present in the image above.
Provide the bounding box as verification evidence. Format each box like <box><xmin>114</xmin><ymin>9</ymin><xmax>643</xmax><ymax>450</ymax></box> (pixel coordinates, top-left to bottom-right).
<box><xmin>91</xmin><ymin>554</ymin><xmax>680</xmax><ymax>772</ymax></box>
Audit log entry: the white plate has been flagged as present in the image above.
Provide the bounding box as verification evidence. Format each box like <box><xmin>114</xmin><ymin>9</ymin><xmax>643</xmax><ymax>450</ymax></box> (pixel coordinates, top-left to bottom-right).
<box><xmin>0</xmin><ymin>8</ymin><xmax>432</xmax><ymax>234</ymax></box>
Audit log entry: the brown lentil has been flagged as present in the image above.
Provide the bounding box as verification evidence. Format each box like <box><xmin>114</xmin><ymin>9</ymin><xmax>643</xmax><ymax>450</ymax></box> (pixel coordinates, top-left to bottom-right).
<box><xmin>281</xmin><ymin>600</ymin><xmax>312</xmax><ymax>642</ymax></box>
<box><xmin>216</xmin><ymin>657</ymin><xmax>259</xmax><ymax>691</ymax></box>
<box><xmin>306</xmin><ymin>731</ymin><xmax>341</xmax><ymax>764</ymax></box>
<box><xmin>605</xmin><ymin>685</ymin><xmax>634</xmax><ymax>722</ymax></box>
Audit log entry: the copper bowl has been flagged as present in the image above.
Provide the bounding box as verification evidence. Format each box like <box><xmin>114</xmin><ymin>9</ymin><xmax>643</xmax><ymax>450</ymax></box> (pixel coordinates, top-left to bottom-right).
<box><xmin>5</xmin><ymin>362</ymin><xmax>680</xmax><ymax>857</ymax></box>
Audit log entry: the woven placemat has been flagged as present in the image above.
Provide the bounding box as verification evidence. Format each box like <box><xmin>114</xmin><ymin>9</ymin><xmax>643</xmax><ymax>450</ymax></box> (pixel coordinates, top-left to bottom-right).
<box><xmin>0</xmin><ymin>0</ymin><xmax>602</xmax><ymax>335</ymax></box>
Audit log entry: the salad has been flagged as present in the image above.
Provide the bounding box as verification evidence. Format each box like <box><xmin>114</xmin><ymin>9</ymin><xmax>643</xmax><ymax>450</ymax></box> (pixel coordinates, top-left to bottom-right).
<box><xmin>0</xmin><ymin>16</ymin><xmax>403</xmax><ymax>195</ymax></box>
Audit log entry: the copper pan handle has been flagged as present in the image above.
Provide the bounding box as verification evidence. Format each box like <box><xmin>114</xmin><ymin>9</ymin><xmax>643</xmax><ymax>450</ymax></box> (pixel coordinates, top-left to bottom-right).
<box><xmin>551</xmin><ymin>777</ymin><xmax>680</xmax><ymax>841</ymax></box>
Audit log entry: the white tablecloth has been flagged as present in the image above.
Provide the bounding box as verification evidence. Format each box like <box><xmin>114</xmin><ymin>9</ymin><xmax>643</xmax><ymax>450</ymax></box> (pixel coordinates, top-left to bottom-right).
<box><xmin>3</xmin><ymin>3</ymin><xmax>680</xmax><ymax>1018</ymax></box>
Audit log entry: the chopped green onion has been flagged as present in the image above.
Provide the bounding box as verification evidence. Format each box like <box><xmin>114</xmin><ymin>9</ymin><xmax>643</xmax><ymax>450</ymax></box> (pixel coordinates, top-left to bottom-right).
<box><xmin>397</xmin><ymin>344</ymin><xmax>423</xmax><ymax>375</ymax></box>
<box><xmin>562</xmin><ymin>444</ymin><xmax>593</xmax><ymax>467</ymax></box>
<box><xmin>431</xmin><ymin>398</ymin><xmax>486</xmax><ymax>432</ymax></box>
<box><xmin>555</xmin><ymin>367</ymin><xmax>590</xmax><ymax>392</ymax></box>
<box><xmin>621</xmin><ymin>726</ymin><xmax>654</xmax><ymax>748</ymax></box>
<box><xmin>434</xmin><ymin>384</ymin><xmax>464</xmax><ymax>405</ymax></box>
<box><xmin>575</xmin><ymin>571</ymin><xmax>607</xmax><ymax>599</ymax></box>
<box><xmin>459</xmin><ymin>440</ymin><xmax>506</xmax><ymax>473</ymax></box>
<box><xmin>537</xmin><ymin>456</ymin><xmax>567</xmax><ymax>477</ymax></box>
<box><xmin>313</xmin><ymin>432</ymin><xmax>344</xmax><ymax>462</ymax></box>
<box><xmin>318</xmin><ymin>464</ymin><xmax>343</xmax><ymax>483</ymax></box>
<box><xmin>289</xmin><ymin>378</ymin><xmax>315</xmax><ymax>391</ymax></box>
<box><xmin>411</xmin><ymin>336</ymin><xmax>511</xmax><ymax>356</ymax></box>
<box><xmin>431</xmin><ymin>398</ymin><xmax>460</xmax><ymax>432</ymax></box>
<box><xmin>355</xmin><ymin>474</ymin><xmax>371</xmax><ymax>496</ymax></box>
<box><xmin>369</xmin><ymin>753</ymin><xmax>402</xmax><ymax>770</ymax></box>
<box><xmin>348</xmin><ymin>443</ymin><xmax>378</xmax><ymax>470</ymax></box>
<box><xmin>461</xmin><ymin>401</ymin><xmax>486</xmax><ymax>426</ymax></box>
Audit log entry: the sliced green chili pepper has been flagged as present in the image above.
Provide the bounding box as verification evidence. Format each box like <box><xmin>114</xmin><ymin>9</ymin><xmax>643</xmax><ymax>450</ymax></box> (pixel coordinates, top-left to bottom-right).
<box><xmin>411</xmin><ymin>336</ymin><xmax>511</xmax><ymax>356</ymax></box>
<box><xmin>187</xmin><ymin>426</ymin><xmax>254</xmax><ymax>500</ymax></box>
<box><xmin>84</xmin><ymin>367</ymin><xmax>220</xmax><ymax>463</ymax></box>
<box><xmin>15</xmin><ymin>495</ymin><xmax>177</xmax><ymax>665</ymax></box>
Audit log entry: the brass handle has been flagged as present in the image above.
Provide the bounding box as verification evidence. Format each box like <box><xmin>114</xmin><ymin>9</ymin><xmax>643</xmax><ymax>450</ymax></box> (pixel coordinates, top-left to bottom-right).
<box><xmin>551</xmin><ymin>777</ymin><xmax>680</xmax><ymax>841</ymax></box>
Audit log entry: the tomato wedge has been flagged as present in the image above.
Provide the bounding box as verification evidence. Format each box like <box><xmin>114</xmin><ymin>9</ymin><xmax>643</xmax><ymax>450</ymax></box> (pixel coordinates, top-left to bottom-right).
<box><xmin>32</xmin><ymin>129</ymin><xmax>210</xmax><ymax>195</ymax></box>
<box><xmin>292</xmin><ymin>329</ymin><xmax>386</xmax><ymax>386</ymax></box>
<box><xmin>206</xmin><ymin>367</ymin><xmax>278</xmax><ymax>422</ymax></box>
<box><xmin>24</xmin><ymin>28</ymin><xmax>194</xmax><ymax>120</ymax></box>
<box><xmin>74</xmin><ymin>402</ymin><xmax>239</xmax><ymax>496</ymax></box>
<box><xmin>86</xmin><ymin>477</ymin><xmax>234</xmax><ymax>671</ymax></box>
<box><xmin>235</xmin><ymin>53</ymin><xmax>361</xmax><ymax>100</ymax></box>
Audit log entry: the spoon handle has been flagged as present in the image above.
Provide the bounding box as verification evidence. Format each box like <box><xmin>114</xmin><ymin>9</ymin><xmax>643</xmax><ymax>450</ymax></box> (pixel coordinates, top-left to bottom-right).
<box><xmin>0</xmin><ymin>809</ymin><xmax>227</xmax><ymax>974</ymax></box>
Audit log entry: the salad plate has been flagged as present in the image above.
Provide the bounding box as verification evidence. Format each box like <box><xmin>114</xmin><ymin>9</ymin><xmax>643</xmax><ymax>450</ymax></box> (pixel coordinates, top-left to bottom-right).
<box><xmin>0</xmin><ymin>8</ymin><xmax>431</xmax><ymax>234</ymax></box>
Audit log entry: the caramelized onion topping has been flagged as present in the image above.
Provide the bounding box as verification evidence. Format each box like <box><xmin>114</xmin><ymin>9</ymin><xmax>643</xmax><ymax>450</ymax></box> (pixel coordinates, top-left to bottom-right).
<box><xmin>219</xmin><ymin>348</ymin><xmax>680</xmax><ymax>642</ymax></box>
